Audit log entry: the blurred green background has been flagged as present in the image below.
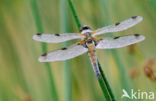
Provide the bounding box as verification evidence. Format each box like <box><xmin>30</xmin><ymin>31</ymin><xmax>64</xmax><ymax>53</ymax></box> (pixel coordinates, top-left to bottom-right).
<box><xmin>0</xmin><ymin>0</ymin><xmax>156</xmax><ymax>101</ymax></box>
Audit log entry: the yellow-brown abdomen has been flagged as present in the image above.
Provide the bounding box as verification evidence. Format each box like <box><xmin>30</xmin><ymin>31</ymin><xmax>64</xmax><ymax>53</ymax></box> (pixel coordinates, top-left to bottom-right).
<box><xmin>87</xmin><ymin>44</ymin><xmax>101</xmax><ymax>79</ymax></box>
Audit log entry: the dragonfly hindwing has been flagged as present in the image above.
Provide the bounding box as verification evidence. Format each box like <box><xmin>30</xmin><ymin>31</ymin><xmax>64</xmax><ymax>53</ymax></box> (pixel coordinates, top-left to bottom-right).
<box><xmin>96</xmin><ymin>34</ymin><xmax>145</xmax><ymax>49</ymax></box>
<box><xmin>38</xmin><ymin>43</ymin><xmax>88</xmax><ymax>62</ymax></box>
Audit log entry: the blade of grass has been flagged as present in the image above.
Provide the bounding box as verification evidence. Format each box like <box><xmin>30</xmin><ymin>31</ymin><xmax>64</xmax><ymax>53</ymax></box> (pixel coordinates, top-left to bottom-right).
<box><xmin>30</xmin><ymin>0</ymin><xmax>59</xmax><ymax>101</ymax></box>
<box><xmin>67</xmin><ymin>0</ymin><xmax>115</xmax><ymax>100</ymax></box>
<box><xmin>111</xmin><ymin>50</ymin><xmax>131</xmax><ymax>90</ymax></box>
<box><xmin>99</xmin><ymin>0</ymin><xmax>131</xmax><ymax>92</ymax></box>
<box><xmin>0</xmin><ymin>11</ymin><xmax>29</xmax><ymax>95</ymax></box>
<box><xmin>151</xmin><ymin>0</ymin><xmax>156</xmax><ymax>11</ymax></box>
<box><xmin>60</xmin><ymin>0</ymin><xmax>72</xmax><ymax>101</ymax></box>
<box><xmin>98</xmin><ymin>61</ymin><xmax>116</xmax><ymax>101</ymax></box>
<box><xmin>67</xmin><ymin>0</ymin><xmax>82</xmax><ymax>28</ymax></box>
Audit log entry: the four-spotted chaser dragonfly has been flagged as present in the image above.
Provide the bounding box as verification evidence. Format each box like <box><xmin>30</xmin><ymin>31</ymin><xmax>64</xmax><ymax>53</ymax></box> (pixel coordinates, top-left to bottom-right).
<box><xmin>33</xmin><ymin>16</ymin><xmax>145</xmax><ymax>79</ymax></box>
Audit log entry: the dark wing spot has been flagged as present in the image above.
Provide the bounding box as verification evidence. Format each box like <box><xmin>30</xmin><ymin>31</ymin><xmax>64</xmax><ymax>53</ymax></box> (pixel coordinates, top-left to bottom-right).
<box><xmin>114</xmin><ymin>36</ymin><xmax>120</xmax><ymax>39</ymax></box>
<box><xmin>36</xmin><ymin>33</ymin><xmax>42</xmax><ymax>36</ymax></box>
<box><xmin>115</xmin><ymin>22</ymin><xmax>120</xmax><ymax>26</ymax></box>
<box><xmin>41</xmin><ymin>53</ymin><xmax>47</xmax><ymax>56</ymax></box>
<box><xmin>61</xmin><ymin>47</ymin><xmax>67</xmax><ymax>50</ymax></box>
<box><xmin>55</xmin><ymin>33</ymin><xmax>60</xmax><ymax>36</ymax></box>
<box><xmin>131</xmin><ymin>16</ymin><xmax>137</xmax><ymax>19</ymax></box>
<box><xmin>134</xmin><ymin>34</ymin><xmax>140</xmax><ymax>37</ymax></box>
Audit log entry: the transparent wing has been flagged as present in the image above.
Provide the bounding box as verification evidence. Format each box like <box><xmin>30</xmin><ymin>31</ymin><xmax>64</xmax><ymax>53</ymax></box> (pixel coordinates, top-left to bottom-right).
<box><xmin>96</xmin><ymin>34</ymin><xmax>145</xmax><ymax>49</ymax></box>
<box><xmin>38</xmin><ymin>43</ymin><xmax>88</xmax><ymax>62</ymax></box>
<box><xmin>33</xmin><ymin>33</ymin><xmax>82</xmax><ymax>43</ymax></box>
<box><xmin>93</xmin><ymin>16</ymin><xmax>143</xmax><ymax>36</ymax></box>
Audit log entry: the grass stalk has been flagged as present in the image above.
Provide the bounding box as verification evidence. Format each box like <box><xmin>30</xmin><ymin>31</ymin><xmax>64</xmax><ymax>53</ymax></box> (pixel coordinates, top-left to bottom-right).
<box><xmin>151</xmin><ymin>0</ymin><xmax>156</xmax><ymax>9</ymax></box>
<box><xmin>30</xmin><ymin>0</ymin><xmax>59</xmax><ymax>101</ymax></box>
<box><xmin>60</xmin><ymin>0</ymin><xmax>72</xmax><ymax>101</ymax></box>
<box><xmin>67</xmin><ymin>0</ymin><xmax>82</xmax><ymax>28</ymax></box>
<box><xmin>0</xmin><ymin>12</ymin><xmax>29</xmax><ymax>93</ymax></box>
<box><xmin>99</xmin><ymin>0</ymin><xmax>131</xmax><ymax>92</ymax></box>
<box><xmin>111</xmin><ymin>50</ymin><xmax>131</xmax><ymax>90</ymax></box>
<box><xmin>151</xmin><ymin>0</ymin><xmax>156</xmax><ymax>15</ymax></box>
<box><xmin>67</xmin><ymin>0</ymin><xmax>115</xmax><ymax>100</ymax></box>
<box><xmin>98</xmin><ymin>61</ymin><xmax>116</xmax><ymax>101</ymax></box>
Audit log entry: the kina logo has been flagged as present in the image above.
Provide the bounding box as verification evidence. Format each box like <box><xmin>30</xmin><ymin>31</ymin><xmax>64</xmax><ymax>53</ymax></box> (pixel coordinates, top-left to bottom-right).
<box><xmin>121</xmin><ymin>89</ymin><xmax>154</xmax><ymax>100</ymax></box>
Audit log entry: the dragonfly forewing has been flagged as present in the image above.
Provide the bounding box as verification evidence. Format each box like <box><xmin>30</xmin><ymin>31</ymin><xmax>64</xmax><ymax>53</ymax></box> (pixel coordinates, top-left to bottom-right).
<box><xmin>33</xmin><ymin>33</ymin><xmax>82</xmax><ymax>43</ymax></box>
<box><xmin>93</xmin><ymin>16</ymin><xmax>143</xmax><ymax>36</ymax></box>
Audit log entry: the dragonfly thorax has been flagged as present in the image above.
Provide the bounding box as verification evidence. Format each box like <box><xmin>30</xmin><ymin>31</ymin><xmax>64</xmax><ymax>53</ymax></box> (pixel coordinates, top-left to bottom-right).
<box><xmin>82</xmin><ymin>30</ymin><xmax>98</xmax><ymax>47</ymax></box>
<box><xmin>86</xmin><ymin>39</ymin><xmax>98</xmax><ymax>46</ymax></box>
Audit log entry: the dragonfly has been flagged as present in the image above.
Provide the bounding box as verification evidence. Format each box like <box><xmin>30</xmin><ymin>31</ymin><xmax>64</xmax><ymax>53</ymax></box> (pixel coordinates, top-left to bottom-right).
<box><xmin>33</xmin><ymin>16</ymin><xmax>145</xmax><ymax>79</ymax></box>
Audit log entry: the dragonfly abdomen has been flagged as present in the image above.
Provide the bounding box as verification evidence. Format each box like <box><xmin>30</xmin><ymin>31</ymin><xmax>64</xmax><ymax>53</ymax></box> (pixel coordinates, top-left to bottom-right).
<box><xmin>88</xmin><ymin>44</ymin><xmax>101</xmax><ymax>79</ymax></box>
<box><xmin>93</xmin><ymin>62</ymin><xmax>101</xmax><ymax>79</ymax></box>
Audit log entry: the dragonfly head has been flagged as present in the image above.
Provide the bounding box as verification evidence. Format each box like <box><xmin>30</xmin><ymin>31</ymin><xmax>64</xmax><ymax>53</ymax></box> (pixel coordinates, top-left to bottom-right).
<box><xmin>80</xmin><ymin>25</ymin><xmax>92</xmax><ymax>34</ymax></box>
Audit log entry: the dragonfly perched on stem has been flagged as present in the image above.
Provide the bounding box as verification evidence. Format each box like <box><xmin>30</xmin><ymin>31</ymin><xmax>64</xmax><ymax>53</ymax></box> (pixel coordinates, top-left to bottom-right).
<box><xmin>33</xmin><ymin>16</ymin><xmax>145</xmax><ymax>79</ymax></box>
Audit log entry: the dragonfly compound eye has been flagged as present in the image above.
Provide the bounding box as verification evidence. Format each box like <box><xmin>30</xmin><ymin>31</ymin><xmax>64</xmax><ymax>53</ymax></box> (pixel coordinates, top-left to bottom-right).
<box><xmin>80</xmin><ymin>25</ymin><xmax>91</xmax><ymax>32</ymax></box>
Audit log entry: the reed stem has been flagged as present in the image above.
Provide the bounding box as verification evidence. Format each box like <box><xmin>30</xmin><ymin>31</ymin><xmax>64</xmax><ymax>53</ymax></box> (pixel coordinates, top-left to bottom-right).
<box><xmin>99</xmin><ymin>0</ymin><xmax>131</xmax><ymax>93</ymax></box>
<box><xmin>60</xmin><ymin>0</ymin><xmax>72</xmax><ymax>101</ymax></box>
<box><xmin>68</xmin><ymin>0</ymin><xmax>115</xmax><ymax>100</ymax></box>
<box><xmin>30</xmin><ymin>0</ymin><xmax>59</xmax><ymax>101</ymax></box>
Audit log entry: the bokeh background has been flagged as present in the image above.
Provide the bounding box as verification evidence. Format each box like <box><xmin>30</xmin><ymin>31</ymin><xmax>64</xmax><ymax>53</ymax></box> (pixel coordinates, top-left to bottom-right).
<box><xmin>0</xmin><ymin>0</ymin><xmax>156</xmax><ymax>101</ymax></box>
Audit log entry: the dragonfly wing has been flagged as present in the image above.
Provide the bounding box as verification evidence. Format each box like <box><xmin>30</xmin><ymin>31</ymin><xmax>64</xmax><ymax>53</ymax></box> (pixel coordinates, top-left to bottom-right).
<box><xmin>93</xmin><ymin>16</ymin><xmax>143</xmax><ymax>36</ymax></box>
<box><xmin>39</xmin><ymin>43</ymin><xmax>88</xmax><ymax>62</ymax></box>
<box><xmin>33</xmin><ymin>33</ymin><xmax>82</xmax><ymax>43</ymax></box>
<box><xmin>96</xmin><ymin>34</ymin><xmax>145</xmax><ymax>49</ymax></box>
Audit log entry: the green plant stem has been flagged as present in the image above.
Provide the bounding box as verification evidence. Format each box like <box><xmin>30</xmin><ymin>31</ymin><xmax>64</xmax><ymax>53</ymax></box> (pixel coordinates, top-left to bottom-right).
<box><xmin>67</xmin><ymin>0</ymin><xmax>115</xmax><ymax>100</ymax></box>
<box><xmin>99</xmin><ymin>0</ymin><xmax>131</xmax><ymax>92</ymax></box>
<box><xmin>151</xmin><ymin>0</ymin><xmax>156</xmax><ymax>10</ymax></box>
<box><xmin>30</xmin><ymin>0</ymin><xmax>59</xmax><ymax>101</ymax></box>
<box><xmin>67</xmin><ymin>0</ymin><xmax>82</xmax><ymax>28</ymax></box>
<box><xmin>60</xmin><ymin>0</ymin><xmax>72</xmax><ymax>101</ymax></box>
<box><xmin>111</xmin><ymin>50</ymin><xmax>131</xmax><ymax>90</ymax></box>
<box><xmin>98</xmin><ymin>61</ymin><xmax>116</xmax><ymax>101</ymax></box>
